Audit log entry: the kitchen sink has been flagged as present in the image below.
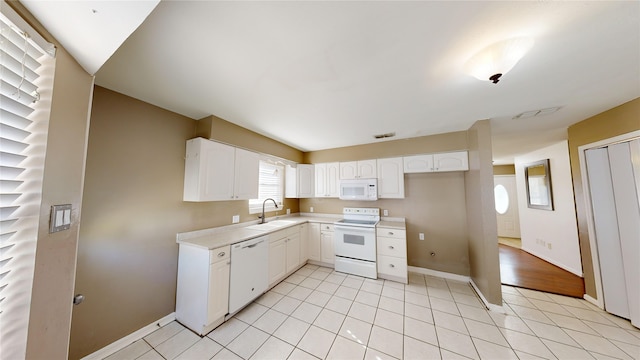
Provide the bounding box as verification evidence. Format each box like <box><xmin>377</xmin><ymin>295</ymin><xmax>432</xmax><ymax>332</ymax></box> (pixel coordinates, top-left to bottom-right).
<box><xmin>246</xmin><ymin>220</ymin><xmax>297</xmax><ymax>231</ymax></box>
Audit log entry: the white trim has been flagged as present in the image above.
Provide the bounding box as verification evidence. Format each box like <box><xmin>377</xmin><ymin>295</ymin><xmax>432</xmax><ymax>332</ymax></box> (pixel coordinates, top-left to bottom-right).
<box><xmin>470</xmin><ymin>279</ymin><xmax>506</xmax><ymax>313</ymax></box>
<box><xmin>583</xmin><ymin>293</ymin><xmax>601</xmax><ymax>308</ymax></box>
<box><xmin>80</xmin><ymin>312</ymin><xmax>176</xmax><ymax>360</ymax></box>
<box><xmin>577</xmin><ymin>130</ymin><xmax>640</xmax><ymax>309</ymax></box>
<box><xmin>407</xmin><ymin>266</ymin><xmax>470</xmax><ymax>282</ymax></box>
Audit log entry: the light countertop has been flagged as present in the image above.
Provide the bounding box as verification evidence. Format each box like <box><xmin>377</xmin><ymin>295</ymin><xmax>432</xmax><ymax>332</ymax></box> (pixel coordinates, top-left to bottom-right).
<box><xmin>177</xmin><ymin>214</ymin><xmax>406</xmax><ymax>250</ymax></box>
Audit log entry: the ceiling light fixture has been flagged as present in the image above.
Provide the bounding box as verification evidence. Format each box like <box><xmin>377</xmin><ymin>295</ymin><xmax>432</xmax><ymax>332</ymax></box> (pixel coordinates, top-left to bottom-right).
<box><xmin>466</xmin><ymin>37</ymin><xmax>534</xmax><ymax>84</ymax></box>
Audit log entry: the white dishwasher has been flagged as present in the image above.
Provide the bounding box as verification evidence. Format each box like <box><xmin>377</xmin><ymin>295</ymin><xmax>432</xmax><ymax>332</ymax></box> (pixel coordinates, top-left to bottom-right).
<box><xmin>228</xmin><ymin>235</ymin><xmax>269</xmax><ymax>314</ymax></box>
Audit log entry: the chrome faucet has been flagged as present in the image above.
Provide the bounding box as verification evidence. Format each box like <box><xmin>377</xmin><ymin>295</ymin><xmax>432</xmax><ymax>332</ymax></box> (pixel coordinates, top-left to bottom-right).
<box><xmin>259</xmin><ymin>198</ymin><xmax>278</xmax><ymax>224</ymax></box>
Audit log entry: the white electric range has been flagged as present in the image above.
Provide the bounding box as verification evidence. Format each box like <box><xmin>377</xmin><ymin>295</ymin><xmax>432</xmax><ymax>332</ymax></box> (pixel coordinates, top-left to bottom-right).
<box><xmin>333</xmin><ymin>207</ymin><xmax>380</xmax><ymax>279</ymax></box>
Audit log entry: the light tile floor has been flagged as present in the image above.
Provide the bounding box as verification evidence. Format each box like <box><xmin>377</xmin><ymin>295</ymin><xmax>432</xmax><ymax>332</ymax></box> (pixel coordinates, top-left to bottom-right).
<box><xmin>106</xmin><ymin>265</ymin><xmax>640</xmax><ymax>360</ymax></box>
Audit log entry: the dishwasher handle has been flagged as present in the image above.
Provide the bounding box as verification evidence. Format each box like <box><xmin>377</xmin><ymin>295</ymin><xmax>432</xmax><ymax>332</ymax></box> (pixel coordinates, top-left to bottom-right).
<box><xmin>241</xmin><ymin>238</ymin><xmax>264</xmax><ymax>249</ymax></box>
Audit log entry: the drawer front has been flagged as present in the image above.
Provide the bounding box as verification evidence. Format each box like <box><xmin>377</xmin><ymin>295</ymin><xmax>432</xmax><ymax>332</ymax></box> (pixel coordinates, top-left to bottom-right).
<box><xmin>376</xmin><ymin>228</ymin><xmax>406</xmax><ymax>239</ymax></box>
<box><xmin>210</xmin><ymin>245</ymin><xmax>231</xmax><ymax>264</ymax></box>
<box><xmin>320</xmin><ymin>223</ymin><xmax>334</xmax><ymax>232</ymax></box>
<box><xmin>377</xmin><ymin>237</ymin><xmax>407</xmax><ymax>257</ymax></box>
<box><xmin>377</xmin><ymin>255</ymin><xmax>407</xmax><ymax>277</ymax></box>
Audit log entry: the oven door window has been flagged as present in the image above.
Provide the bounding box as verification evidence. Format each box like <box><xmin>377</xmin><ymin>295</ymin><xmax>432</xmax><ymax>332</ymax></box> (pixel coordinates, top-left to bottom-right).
<box><xmin>344</xmin><ymin>234</ymin><xmax>365</xmax><ymax>246</ymax></box>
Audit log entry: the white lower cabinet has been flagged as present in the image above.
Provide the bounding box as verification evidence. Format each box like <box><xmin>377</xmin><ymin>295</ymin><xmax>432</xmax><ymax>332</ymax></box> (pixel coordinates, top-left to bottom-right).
<box><xmin>320</xmin><ymin>223</ymin><xmax>335</xmax><ymax>265</ymax></box>
<box><xmin>376</xmin><ymin>227</ymin><xmax>408</xmax><ymax>284</ymax></box>
<box><xmin>176</xmin><ymin>244</ymin><xmax>230</xmax><ymax>335</ymax></box>
<box><xmin>299</xmin><ymin>223</ymin><xmax>308</xmax><ymax>263</ymax></box>
<box><xmin>308</xmin><ymin>223</ymin><xmax>321</xmax><ymax>262</ymax></box>
<box><xmin>268</xmin><ymin>226</ymin><xmax>304</xmax><ymax>287</ymax></box>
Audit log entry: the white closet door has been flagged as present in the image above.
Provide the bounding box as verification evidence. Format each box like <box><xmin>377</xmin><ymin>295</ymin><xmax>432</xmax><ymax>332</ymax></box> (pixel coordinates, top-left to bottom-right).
<box><xmin>608</xmin><ymin>142</ymin><xmax>640</xmax><ymax>327</ymax></box>
<box><xmin>585</xmin><ymin>147</ymin><xmax>630</xmax><ymax>319</ymax></box>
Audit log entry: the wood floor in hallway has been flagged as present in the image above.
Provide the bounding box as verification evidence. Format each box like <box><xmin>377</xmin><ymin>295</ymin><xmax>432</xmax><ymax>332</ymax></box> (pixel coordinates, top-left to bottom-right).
<box><xmin>498</xmin><ymin>243</ymin><xmax>585</xmax><ymax>298</ymax></box>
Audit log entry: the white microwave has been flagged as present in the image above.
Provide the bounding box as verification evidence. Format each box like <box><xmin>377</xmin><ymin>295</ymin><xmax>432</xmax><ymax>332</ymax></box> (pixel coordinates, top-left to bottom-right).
<box><xmin>339</xmin><ymin>179</ymin><xmax>378</xmax><ymax>201</ymax></box>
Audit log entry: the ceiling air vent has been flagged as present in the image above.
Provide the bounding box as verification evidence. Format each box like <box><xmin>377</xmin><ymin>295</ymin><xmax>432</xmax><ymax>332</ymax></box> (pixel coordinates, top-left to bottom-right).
<box><xmin>513</xmin><ymin>107</ymin><xmax>561</xmax><ymax>120</ymax></box>
<box><xmin>373</xmin><ymin>132</ymin><xmax>396</xmax><ymax>139</ymax></box>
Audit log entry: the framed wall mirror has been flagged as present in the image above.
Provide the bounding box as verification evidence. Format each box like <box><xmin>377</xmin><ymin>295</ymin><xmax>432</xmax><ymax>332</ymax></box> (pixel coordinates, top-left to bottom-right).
<box><xmin>524</xmin><ymin>159</ymin><xmax>554</xmax><ymax>210</ymax></box>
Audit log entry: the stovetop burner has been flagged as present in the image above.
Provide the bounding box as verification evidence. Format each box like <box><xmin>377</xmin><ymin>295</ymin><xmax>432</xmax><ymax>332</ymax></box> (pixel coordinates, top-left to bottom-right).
<box><xmin>334</xmin><ymin>207</ymin><xmax>380</xmax><ymax>228</ymax></box>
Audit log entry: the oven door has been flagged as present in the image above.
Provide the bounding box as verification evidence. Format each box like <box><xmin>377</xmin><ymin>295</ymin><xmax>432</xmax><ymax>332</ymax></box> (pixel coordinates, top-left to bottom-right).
<box><xmin>334</xmin><ymin>225</ymin><xmax>376</xmax><ymax>261</ymax></box>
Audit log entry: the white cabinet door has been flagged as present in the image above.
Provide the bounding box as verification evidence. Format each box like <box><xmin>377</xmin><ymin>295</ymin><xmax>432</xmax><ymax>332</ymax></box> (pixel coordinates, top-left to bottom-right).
<box><xmin>320</xmin><ymin>224</ymin><xmax>335</xmax><ymax>265</ymax></box>
<box><xmin>207</xmin><ymin>258</ymin><xmax>230</xmax><ymax>324</ymax></box>
<box><xmin>433</xmin><ymin>151</ymin><xmax>468</xmax><ymax>172</ymax></box>
<box><xmin>286</xmin><ymin>164</ymin><xmax>314</xmax><ymax>198</ymax></box>
<box><xmin>299</xmin><ymin>224</ymin><xmax>308</xmax><ymax>264</ymax></box>
<box><xmin>286</xmin><ymin>234</ymin><xmax>301</xmax><ymax>273</ymax></box>
<box><xmin>315</xmin><ymin>162</ymin><xmax>340</xmax><ymax>197</ymax></box>
<box><xmin>184</xmin><ymin>138</ymin><xmax>235</xmax><ymax>201</ymax></box>
<box><xmin>315</xmin><ymin>163</ymin><xmax>327</xmax><ymax>197</ymax></box>
<box><xmin>268</xmin><ymin>238</ymin><xmax>286</xmax><ymax>285</ymax></box>
<box><xmin>340</xmin><ymin>161</ymin><xmax>358</xmax><ymax>180</ymax></box>
<box><xmin>403</xmin><ymin>154</ymin><xmax>434</xmax><ymax>173</ymax></box>
<box><xmin>298</xmin><ymin>164</ymin><xmax>315</xmax><ymax>198</ymax></box>
<box><xmin>377</xmin><ymin>157</ymin><xmax>405</xmax><ymax>198</ymax></box>
<box><xmin>184</xmin><ymin>138</ymin><xmax>259</xmax><ymax>201</ymax></box>
<box><xmin>308</xmin><ymin>223</ymin><xmax>321</xmax><ymax>261</ymax></box>
<box><xmin>234</xmin><ymin>147</ymin><xmax>260</xmax><ymax>200</ymax></box>
<box><xmin>358</xmin><ymin>159</ymin><xmax>377</xmax><ymax>178</ymax></box>
<box><xmin>340</xmin><ymin>160</ymin><xmax>377</xmax><ymax>179</ymax></box>
<box><xmin>326</xmin><ymin>162</ymin><xmax>340</xmax><ymax>197</ymax></box>
<box><xmin>285</xmin><ymin>165</ymin><xmax>298</xmax><ymax>198</ymax></box>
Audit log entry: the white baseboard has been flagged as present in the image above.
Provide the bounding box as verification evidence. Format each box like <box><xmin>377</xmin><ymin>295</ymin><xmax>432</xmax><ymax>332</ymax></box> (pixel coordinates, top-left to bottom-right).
<box><xmin>407</xmin><ymin>266</ymin><xmax>470</xmax><ymax>282</ymax></box>
<box><xmin>81</xmin><ymin>312</ymin><xmax>176</xmax><ymax>360</ymax></box>
<box><xmin>583</xmin><ymin>293</ymin><xmax>602</xmax><ymax>308</ymax></box>
<box><xmin>470</xmin><ymin>279</ymin><xmax>505</xmax><ymax>313</ymax></box>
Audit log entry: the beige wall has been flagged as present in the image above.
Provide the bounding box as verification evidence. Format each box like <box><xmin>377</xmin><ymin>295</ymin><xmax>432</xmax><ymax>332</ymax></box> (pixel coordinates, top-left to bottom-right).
<box><xmin>70</xmin><ymin>87</ymin><xmax>303</xmax><ymax>358</ymax></box>
<box><xmin>6</xmin><ymin>1</ymin><xmax>95</xmax><ymax>359</ymax></box>
<box><xmin>301</xmin><ymin>132</ymin><xmax>471</xmax><ymax>275</ymax></box>
<box><xmin>493</xmin><ymin>164</ymin><xmax>515</xmax><ymax>175</ymax></box>
<box><xmin>567</xmin><ymin>97</ymin><xmax>640</xmax><ymax>299</ymax></box>
<box><xmin>464</xmin><ymin>120</ymin><xmax>502</xmax><ymax>306</ymax></box>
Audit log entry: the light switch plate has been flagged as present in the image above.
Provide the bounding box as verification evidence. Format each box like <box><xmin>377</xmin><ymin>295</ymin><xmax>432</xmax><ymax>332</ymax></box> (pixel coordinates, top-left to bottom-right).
<box><xmin>50</xmin><ymin>204</ymin><xmax>72</xmax><ymax>233</ymax></box>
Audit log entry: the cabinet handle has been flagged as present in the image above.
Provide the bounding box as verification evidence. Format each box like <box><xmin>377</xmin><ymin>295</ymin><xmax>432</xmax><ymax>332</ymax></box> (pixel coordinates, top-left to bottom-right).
<box><xmin>226</xmin><ymin>261</ymin><xmax>231</xmax><ymax>265</ymax></box>
<box><xmin>389</xmin><ymin>264</ymin><xmax>395</xmax><ymax>268</ymax></box>
<box><xmin>218</xmin><ymin>252</ymin><xmax>226</xmax><ymax>257</ymax></box>
<box><xmin>388</xmin><ymin>232</ymin><xmax>394</xmax><ymax>235</ymax></box>
<box><xmin>389</xmin><ymin>246</ymin><xmax>394</xmax><ymax>250</ymax></box>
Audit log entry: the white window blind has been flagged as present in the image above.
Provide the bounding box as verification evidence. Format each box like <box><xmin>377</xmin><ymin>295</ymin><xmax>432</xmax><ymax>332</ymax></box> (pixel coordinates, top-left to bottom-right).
<box><xmin>1</xmin><ymin>2</ymin><xmax>55</xmax><ymax>358</ymax></box>
<box><xmin>249</xmin><ymin>160</ymin><xmax>284</xmax><ymax>214</ymax></box>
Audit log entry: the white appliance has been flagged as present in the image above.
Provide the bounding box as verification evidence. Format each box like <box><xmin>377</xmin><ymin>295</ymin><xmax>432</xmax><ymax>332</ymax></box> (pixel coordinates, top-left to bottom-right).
<box><xmin>229</xmin><ymin>235</ymin><xmax>268</xmax><ymax>314</ymax></box>
<box><xmin>339</xmin><ymin>178</ymin><xmax>378</xmax><ymax>201</ymax></box>
<box><xmin>334</xmin><ymin>207</ymin><xmax>380</xmax><ymax>278</ymax></box>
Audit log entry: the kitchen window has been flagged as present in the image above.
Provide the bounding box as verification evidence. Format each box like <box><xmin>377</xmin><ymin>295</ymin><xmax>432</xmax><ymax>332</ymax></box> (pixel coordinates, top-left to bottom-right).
<box><xmin>248</xmin><ymin>160</ymin><xmax>284</xmax><ymax>214</ymax></box>
<box><xmin>1</xmin><ymin>4</ymin><xmax>56</xmax><ymax>358</ymax></box>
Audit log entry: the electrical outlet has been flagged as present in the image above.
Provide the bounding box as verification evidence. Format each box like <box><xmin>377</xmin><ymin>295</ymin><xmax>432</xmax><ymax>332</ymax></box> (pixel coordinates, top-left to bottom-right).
<box><xmin>419</xmin><ymin>233</ymin><xmax>425</xmax><ymax>240</ymax></box>
<box><xmin>547</xmin><ymin>243</ymin><xmax>552</xmax><ymax>250</ymax></box>
<box><xmin>286</xmin><ymin>209</ymin><xmax>290</xmax><ymax>215</ymax></box>
<box><xmin>383</xmin><ymin>209</ymin><xmax>389</xmax><ymax>216</ymax></box>
<box><xmin>232</xmin><ymin>215</ymin><xmax>239</xmax><ymax>224</ymax></box>
<box><xmin>310</xmin><ymin>207</ymin><xmax>314</xmax><ymax>213</ymax></box>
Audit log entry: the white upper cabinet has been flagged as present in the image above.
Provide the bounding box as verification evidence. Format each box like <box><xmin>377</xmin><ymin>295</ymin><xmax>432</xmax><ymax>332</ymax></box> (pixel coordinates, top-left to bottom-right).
<box><xmin>403</xmin><ymin>151</ymin><xmax>468</xmax><ymax>173</ymax></box>
<box><xmin>315</xmin><ymin>162</ymin><xmax>340</xmax><ymax>197</ymax></box>
<box><xmin>377</xmin><ymin>157</ymin><xmax>405</xmax><ymax>198</ymax></box>
<box><xmin>403</xmin><ymin>154</ymin><xmax>434</xmax><ymax>173</ymax></box>
<box><xmin>285</xmin><ymin>164</ymin><xmax>314</xmax><ymax>198</ymax></box>
<box><xmin>433</xmin><ymin>151</ymin><xmax>469</xmax><ymax>172</ymax></box>
<box><xmin>183</xmin><ymin>138</ymin><xmax>259</xmax><ymax>201</ymax></box>
<box><xmin>340</xmin><ymin>159</ymin><xmax>377</xmax><ymax>179</ymax></box>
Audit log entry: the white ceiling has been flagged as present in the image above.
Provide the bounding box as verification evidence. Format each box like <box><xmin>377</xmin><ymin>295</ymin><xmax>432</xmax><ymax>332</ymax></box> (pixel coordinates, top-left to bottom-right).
<box><xmin>21</xmin><ymin>1</ymin><xmax>640</xmax><ymax>164</ymax></box>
